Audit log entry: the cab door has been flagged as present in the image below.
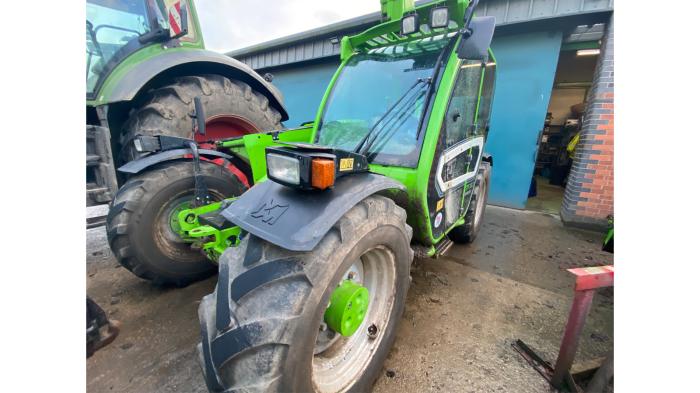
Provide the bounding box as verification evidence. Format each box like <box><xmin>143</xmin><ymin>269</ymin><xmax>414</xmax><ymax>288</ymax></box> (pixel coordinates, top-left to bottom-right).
<box><xmin>426</xmin><ymin>55</ymin><xmax>496</xmax><ymax>240</ymax></box>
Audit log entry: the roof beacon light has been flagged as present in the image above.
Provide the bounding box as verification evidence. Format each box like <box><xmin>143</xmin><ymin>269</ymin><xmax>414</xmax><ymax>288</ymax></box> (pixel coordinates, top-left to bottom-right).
<box><xmin>401</xmin><ymin>14</ymin><xmax>418</xmax><ymax>35</ymax></box>
<box><xmin>430</xmin><ymin>7</ymin><xmax>449</xmax><ymax>29</ymax></box>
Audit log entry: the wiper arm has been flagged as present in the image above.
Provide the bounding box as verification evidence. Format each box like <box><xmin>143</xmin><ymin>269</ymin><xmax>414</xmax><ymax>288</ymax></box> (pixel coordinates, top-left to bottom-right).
<box><xmin>360</xmin><ymin>87</ymin><xmax>427</xmax><ymax>157</ymax></box>
<box><xmin>365</xmin><ymin>89</ymin><xmax>428</xmax><ymax>159</ymax></box>
<box><xmin>353</xmin><ymin>77</ymin><xmax>431</xmax><ymax>154</ymax></box>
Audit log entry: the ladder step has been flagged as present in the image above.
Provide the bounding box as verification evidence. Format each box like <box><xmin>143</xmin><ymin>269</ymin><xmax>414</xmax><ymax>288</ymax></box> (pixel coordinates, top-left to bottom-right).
<box><xmin>86</xmin><ymin>154</ymin><xmax>101</xmax><ymax>165</ymax></box>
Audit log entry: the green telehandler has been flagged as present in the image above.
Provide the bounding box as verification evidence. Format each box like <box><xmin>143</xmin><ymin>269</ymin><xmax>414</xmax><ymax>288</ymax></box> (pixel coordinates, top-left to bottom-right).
<box><xmin>87</xmin><ymin>0</ymin><xmax>289</xmax><ymax>285</ymax></box>
<box><xmin>107</xmin><ymin>0</ymin><xmax>497</xmax><ymax>390</ymax></box>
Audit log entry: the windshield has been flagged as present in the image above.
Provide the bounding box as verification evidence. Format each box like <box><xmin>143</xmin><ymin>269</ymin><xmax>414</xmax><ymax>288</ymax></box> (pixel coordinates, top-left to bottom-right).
<box><xmin>316</xmin><ymin>34</ymin><xmax>453</xmax><ymax>167</ymax></box>
<box><xmin>86</xmin><ymin>0</ymin><xmax>153</xmax><ymax>94</ymax></box>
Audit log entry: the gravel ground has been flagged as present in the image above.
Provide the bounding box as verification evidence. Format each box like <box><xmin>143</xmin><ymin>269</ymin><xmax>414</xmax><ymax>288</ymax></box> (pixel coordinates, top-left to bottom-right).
<box><xmin>87</xmin><ymin>205</ymin><xmax>613</xmax><ymax>392</ymax></box>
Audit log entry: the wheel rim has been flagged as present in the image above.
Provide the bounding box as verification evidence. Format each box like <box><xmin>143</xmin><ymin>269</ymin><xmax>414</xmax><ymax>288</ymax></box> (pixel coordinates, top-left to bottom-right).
<box><xmin>194</xmin><ymin>115</ymin><xmax>261</xmax><ymax>143</ymax></box>
<box><xmin>312</xmin><ymin>246</ymin><xmax>397</xmax><ymax>393</ymax></box>
<box><xmin>153</xmin><ymin>190</ymin><xmax>226</xmax><ymax>262</ymax></box>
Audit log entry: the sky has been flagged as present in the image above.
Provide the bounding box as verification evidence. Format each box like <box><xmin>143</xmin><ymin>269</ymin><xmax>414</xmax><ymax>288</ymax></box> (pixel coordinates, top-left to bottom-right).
<box><xmin>194</xmin><ymin>0</ymin><xmax>379</xmax><ymax>53</ymax></box>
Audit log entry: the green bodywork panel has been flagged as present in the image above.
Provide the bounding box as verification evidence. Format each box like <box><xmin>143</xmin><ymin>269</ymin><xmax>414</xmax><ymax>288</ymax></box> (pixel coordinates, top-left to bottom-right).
<box><xmin>87</xmin><ymin>0</ymin><xmax>204</xmax><ymax>106</ymax></box>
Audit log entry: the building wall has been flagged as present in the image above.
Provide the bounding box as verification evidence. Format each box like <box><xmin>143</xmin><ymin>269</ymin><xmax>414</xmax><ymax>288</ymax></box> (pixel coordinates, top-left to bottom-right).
<box><xmin>561</xmin><ymin>14</ymin><xmax>614</xmax><ymax>230</ymax></box>
<box><xmin>270</xmin><ymin>61</ymin><xmax>340</xmax><ymax>128</ymax></box>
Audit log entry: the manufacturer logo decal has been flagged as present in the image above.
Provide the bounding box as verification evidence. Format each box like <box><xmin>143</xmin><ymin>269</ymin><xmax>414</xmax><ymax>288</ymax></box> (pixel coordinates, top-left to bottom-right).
<box><xmin>250</xmin><ymin>199</ymin><xmax>289</xmax><ymax>225</ymax></box>
<box><xmin>434</xmin><ymin>212</ymin><xmax>443</xmax><ymax>228</ymax></box>
<box><xmin>339</xmin><ymin>158</ymin><xmax>354</xmax><ymax>171</ymax></box>
<box><xmin>436</xmin><ymin>198</ymin><xmax>444</xmax><ymax>212</ymax></box>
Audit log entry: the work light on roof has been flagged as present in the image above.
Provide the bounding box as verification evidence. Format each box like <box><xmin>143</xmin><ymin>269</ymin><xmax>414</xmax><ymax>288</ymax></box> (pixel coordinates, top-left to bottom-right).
<box><xmin>401</xmin><ymin>14</ymin><xmax>418</xmax><ymax>35</ymax></box>
<box><xmin>430</xmin><ymin>7</ymin><xmax>449</xmax><ymax>29</ymax></box>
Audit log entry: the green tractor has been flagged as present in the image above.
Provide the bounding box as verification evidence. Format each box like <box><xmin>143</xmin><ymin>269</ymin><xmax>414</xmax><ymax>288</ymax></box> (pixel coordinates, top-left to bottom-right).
<box><xmin>108</xmin><ymin>0</ymin><xmax>496</xmax><ymax>390</ymax></box>
<box><xmin>87</xmin><ymin>0</ymin><xmax>289</xmax><ymax>285</ymax></box>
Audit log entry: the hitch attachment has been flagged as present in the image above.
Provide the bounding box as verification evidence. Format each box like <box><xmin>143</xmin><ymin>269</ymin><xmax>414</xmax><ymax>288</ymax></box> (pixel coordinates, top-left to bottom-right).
<box><xmin>173</xmin><ymin>198</ymin><xmax>240</xmax><ymax>261</ymax></box>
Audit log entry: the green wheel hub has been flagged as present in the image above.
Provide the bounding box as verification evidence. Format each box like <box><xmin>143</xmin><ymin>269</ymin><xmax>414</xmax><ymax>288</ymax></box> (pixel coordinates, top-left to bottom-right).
<box><xmin>324</xmin><ymin>279</ymin><xmax>369</xmax><ymax>337</ymax></box>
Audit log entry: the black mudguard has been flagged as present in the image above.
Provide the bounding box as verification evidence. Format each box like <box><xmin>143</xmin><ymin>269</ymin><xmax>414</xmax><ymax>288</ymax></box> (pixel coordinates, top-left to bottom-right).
<box><xmin>221</xmin><ymin>173</ymin><xmax>406</xmax><ymax>252</ymax></box>
<box><xmin>118</xmin><ymin>148</ymin><xmax>232</xmax><ymax>175</ymax></box>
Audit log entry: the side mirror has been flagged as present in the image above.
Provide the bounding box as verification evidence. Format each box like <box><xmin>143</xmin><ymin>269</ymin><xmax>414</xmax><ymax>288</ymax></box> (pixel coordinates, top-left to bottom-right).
<box><xmin>457</xmin><ymin>16</ymin><xmax>496</xmax><ymax>61</ymax></box>
<box><xmin>169</xmin><ymin>1</ymin><xmax>189</xmax><ymax>39</ymax></box>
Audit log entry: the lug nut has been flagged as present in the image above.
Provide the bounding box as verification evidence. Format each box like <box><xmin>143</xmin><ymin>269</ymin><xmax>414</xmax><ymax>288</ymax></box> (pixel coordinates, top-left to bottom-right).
<box><xmin>367</xmin><ymin>323</ymin><xmax>378</xmax><ymax>339</ymax></box>
<box><xmin>347</xmin><ymin>272</ymin><xmax>357</xmax><ymax>280</ymax></box>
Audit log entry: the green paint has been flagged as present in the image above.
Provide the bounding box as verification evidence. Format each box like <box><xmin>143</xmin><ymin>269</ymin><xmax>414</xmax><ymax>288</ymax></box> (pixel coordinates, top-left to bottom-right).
<box><xmin>324</xmin><ymin>280</ymin><xmax>370</xmax><ymax>337</ymax></box>
<box><xmin>380</xmin><ymin>0</ymin><xmax>416</xmax><ymax>21</ymax></box>
<box><xmin>188</xmin><ymin>225</ymin><xmax>241</xmax><ymax>261</ymax></box>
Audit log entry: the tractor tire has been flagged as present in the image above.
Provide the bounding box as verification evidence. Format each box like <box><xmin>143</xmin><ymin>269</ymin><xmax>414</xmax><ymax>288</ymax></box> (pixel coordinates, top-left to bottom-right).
<box><xmin>448</xmin><ymin>162</ymin><xmax>491</xmax><ymax>244</ymax></box>
<box><xmin>106</xmin><ymin>161</ymin><xmax>246</xmax><ymax>286</ymax></box>
<box><xmin>119</xmin><ymin>74</ymin><xmax>282</xmax><ymax>163</ymax></box>
<box><xmin>198</xmin><ymin>195</ymin><xmax>413</xmax><ymax>392</ymax></box>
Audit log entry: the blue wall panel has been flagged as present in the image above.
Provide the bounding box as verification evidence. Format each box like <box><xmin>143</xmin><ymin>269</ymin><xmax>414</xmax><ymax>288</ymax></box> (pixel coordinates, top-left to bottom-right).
<box><xmin>271</xmin><ymin>61</ymin><xmax>340</xmax><ymax>128</ymax></box>
<box><xmin>485</xmin><ymin>31</ymin><xmax>562</xmax><ymax>208</ymax></box>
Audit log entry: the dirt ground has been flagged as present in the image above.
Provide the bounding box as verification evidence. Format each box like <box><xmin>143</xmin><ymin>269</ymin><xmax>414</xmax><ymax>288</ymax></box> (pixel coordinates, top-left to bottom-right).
<box><xmin>87</xmin><ymin>205</ymin><xmax>613</xmax><ymax>393</ymax></box>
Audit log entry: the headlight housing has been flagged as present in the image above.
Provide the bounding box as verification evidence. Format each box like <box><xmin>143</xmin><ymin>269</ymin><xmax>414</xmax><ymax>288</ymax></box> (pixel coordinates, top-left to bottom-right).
<box><xmin>267</xmin><ymin>153</ymin><xmax>301</xmax><ymax>185</ymax></box>
<box><xmin>265</xmin><ymin>145</ymin><xmax>369</xmax><ymax>190</ymax></box>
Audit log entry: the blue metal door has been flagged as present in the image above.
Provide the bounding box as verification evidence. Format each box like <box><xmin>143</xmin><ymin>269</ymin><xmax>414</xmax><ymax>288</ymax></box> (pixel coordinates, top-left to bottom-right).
<box><xmin>485</xmin><ymin>31</ymin><xmax>562</xmax><ymax>208</ymax></box>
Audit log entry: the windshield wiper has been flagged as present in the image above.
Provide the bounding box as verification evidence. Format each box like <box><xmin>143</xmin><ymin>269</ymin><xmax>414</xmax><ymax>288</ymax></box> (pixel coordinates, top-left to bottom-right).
<box><xmin>353</xmin><ymin>77</ymin><xmax>431</xmax><ymax>156</ymax></box>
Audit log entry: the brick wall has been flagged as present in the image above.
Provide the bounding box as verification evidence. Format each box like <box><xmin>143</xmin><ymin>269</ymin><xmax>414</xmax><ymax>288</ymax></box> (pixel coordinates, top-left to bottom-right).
<box><xmin>561</xmin><ymin>13</ymin><xmax>614</xmax><ymax>231</ymax></box>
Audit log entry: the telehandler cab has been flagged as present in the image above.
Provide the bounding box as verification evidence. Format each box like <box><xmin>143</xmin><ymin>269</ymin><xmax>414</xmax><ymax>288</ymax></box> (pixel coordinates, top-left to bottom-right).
<box><xmin>110</xmin><ymin>0</ymin><xmax>497</xmax><ymax>390</ymax></box>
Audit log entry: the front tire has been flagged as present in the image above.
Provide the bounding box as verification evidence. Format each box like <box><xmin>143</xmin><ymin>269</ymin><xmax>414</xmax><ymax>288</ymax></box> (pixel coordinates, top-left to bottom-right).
<box><xmin>198</xmin><ymin>195</ymin><xmax>413</xmax><ymax>392</ymax></box>
<box><xmin>106</xmin><ymin>161</ymin><xmax>246</xmax><ymax>286</ymax></box>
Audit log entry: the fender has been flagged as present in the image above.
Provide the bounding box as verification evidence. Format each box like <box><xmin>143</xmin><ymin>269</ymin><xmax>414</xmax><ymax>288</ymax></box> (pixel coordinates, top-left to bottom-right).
<box><xmin>221</xmin><ymin>173</ymin><xmax>407</xmax><ymax>252</ymax></box>
<box><xmin>103</xmin><ymin>49</ymin><xmax>288</xmax><ymax>121</ymax></box>
<box><xmin>118</xmin><ymin>148</ymin><xmax>232</xmax><ymax>175</ymax></box>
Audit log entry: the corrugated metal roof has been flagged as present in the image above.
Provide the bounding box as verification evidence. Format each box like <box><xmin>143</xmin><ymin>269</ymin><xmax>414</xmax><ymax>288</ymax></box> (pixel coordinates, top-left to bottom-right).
<box><xmin>228</xmin><ymin>0</ymin><xmax>613</xmax><ymax>70</ymax></box>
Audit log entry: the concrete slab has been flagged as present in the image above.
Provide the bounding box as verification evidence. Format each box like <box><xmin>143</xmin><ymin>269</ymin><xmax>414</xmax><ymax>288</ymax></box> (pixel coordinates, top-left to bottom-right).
<box><xmin>86</xmin><ymin>206</ymin><xmax>613</xmax><ymax>392</ymax></box>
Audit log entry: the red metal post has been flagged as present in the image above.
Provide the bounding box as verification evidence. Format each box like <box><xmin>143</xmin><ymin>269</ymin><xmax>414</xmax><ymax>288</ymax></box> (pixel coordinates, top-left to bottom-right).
<box><xmin>550</xmin><ymin>265</ymin><xmax>614</xmax><ymax>389</ymax></box>
<box><xmin>550</xmin><ymin>289</ymin><xmax>595</xmax><ymax>388</ymax></box>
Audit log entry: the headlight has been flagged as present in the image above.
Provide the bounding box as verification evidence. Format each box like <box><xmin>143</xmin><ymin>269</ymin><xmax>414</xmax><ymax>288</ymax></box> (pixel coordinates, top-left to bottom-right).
<box><xmin>401</xmin><ymin>14</ymin><xmax>418</xmax><ymax>35</ymax></box>
<box><xmin>430</xmin><ymin>7</ymin><xmax>449</xmax><ymax>29</ymax></box>
<box><xmin>267</xmin><ymin>153</ymin><xmax>301</xmax><ymax>185</ymax></box>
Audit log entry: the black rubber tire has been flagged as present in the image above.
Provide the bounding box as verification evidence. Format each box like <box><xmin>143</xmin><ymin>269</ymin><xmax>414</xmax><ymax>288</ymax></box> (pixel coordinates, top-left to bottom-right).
<box><xmin>448</xmin><ymin>162</ymin><xmax>491</xmax><ymax>244</ymax></box>
<box><xmin>119</xmin><ymin>74</ymin><xmax>282</xmax><ymax>162</ymax></box>
<box><xmin>197</xmin><ymin>195</ymin><xmax>413</xmax><ymax>392</ymax></box>
<box><xmin>106</xmin><ymin>161</ymin><xmax>246</xmax><ymax>286</ymax></box>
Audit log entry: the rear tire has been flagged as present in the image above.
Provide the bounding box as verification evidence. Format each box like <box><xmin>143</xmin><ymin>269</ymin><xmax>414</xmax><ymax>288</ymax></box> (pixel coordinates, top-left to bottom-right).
<box><xmin>106</xmin><ymin>161</ymin><xmax>246</xmax><ymax>286</ymax></box>
<box><xmin>448</xmin><ymin>162</ymin><xmax>491</xmax><ymax>244</ymax></box>
<box><xmin>197</xmin><ymin>195</ymin><xmax>413</xmax><ymax>392</ymax></box>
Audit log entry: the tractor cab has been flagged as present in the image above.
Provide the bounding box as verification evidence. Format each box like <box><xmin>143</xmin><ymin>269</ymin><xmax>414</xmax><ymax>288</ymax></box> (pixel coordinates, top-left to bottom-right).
<box><xmin>86</xmin><ymin>0</ymin><xmax>197</xmax><ymax>99</ymax></box>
